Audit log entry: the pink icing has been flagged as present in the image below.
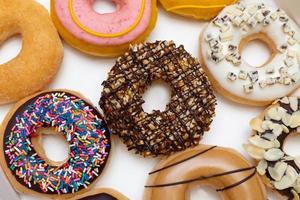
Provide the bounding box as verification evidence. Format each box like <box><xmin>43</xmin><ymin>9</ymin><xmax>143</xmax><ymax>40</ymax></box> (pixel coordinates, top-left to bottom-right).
<box><xmin>54</xmin><ymin>0</ymin><xmax>153</xmax><ymax>45</ymax></box>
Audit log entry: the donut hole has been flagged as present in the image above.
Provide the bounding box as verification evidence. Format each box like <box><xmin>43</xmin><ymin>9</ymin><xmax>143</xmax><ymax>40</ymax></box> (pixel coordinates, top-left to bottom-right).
<box><xmin>190</xmin><ymin>186</ymin><xmax>221</xmax><ymax>200</ymax></box>
<box><xmin>282</xmin><ymin>132</ymin><xmax>300</xmax><ymax>157</ymax></box>
<box><xmin>0</xmin><ymin>34</ymin><xmax>22</xmax><ymax>65</ymax></box>
<box><xmin>31</xmin><ymin>128</ymin><xmax>70</xmax><ymax>167</ymax></box>
<box><xmin>240</xmin><ymin>33</ymin><xmax>276</xmax><ymax>68</ymax></box>
<box><xmin>93</xmin><ymin>0</ymin><xmax>117</xmax><ymax>14</ymax></box>
<box><xmin>142</xmin><ymin>80</ymin><xmax>172</xmax><ymax>113</ymax></box>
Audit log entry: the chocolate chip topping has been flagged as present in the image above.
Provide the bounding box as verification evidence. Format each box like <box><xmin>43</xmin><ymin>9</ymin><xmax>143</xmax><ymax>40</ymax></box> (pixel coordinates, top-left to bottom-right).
<box><xmin>100</xmin><ymin>41</ymin><xmax>216</xmax><ymax>156</ymax></box>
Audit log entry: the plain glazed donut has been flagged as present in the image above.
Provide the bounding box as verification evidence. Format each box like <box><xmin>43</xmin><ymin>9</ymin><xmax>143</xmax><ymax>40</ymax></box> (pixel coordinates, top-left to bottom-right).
<box><xmin>0</xmin><ymin>0</ymin><xmax>63</xmax><ymax>105</ymax></box>
<box><xmin>200</xmin><ymin>2</ymin><xmax>300</xmax><ymax>106</ymax></box>
<box><xmin>144</xmin><ymin>145</ymin><xmax>267</xmax><ymax>200</ymax></box>
<box><xmin>0</xmin><ymin>90</ymin><xmax>111</xmax><ymax>198</ymax></box>
<box><xmin>244</xmin><ymin>96</ymin><xmax>300</xmax><ymax>199</ymax></box>
<box><xmin>69</xmin><ymin>188</ymin><xmax>128</xmax><ymax>200</ymax></box>
<box><xmin>51</xmin><ymin>0</ymin><xmax>157</xmax><ymax>57</ymax></box>
<box><xmin>100</xmin><ymin>41</ymin><xmax>216</xmax><ymax>157</ymax></box>
<box><xmin>159</xmin><ymin>0</ymin><xmax>237</xmax><ymax>20</ymax></box>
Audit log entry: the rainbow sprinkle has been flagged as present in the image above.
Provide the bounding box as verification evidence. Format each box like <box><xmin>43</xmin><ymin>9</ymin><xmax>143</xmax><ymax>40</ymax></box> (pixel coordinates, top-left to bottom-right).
<box><xmin>3</xmin><ymin>91</ymin><xmax>110</xmax><ymax>194</ymax></box>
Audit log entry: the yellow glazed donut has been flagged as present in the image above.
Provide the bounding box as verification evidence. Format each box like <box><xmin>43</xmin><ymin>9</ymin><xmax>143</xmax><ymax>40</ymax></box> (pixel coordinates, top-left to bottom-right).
<box><xmin>51</xmin><ymin>0</ymin><xmax>158</xmax><ymax>57</ymax></box>
<box><xmin>200</xmin><ymin>2</ymin><xmax>300</xmax><ymax>106</ymax></box>
<box><xmin>244</xmin><ymin>96</ymin><xmax>300</xmax><ymax>199</ymax></box>
<box><xmin>0</xmin><ymin>0</ymin><xmax>63</xmax><ymax>105</ymax></box>
<box><xmin>159</xmin><ymin>0</ymin><xmax>238</xmax><ymax>20</ymax></box>
<box><xmin>144</xmin><ymin>145</ymin><xmax>267</xmax><ymax>200</ymax></box>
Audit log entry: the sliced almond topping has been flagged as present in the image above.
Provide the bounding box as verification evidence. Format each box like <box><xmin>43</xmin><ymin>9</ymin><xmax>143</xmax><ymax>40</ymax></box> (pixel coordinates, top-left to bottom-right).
<box><xmin>268</xmin><ymin>161</ymin><xmax>288</xmax><ymax>181</ymax></box>
<box><xmin>250</xmin><ymin>118</ymin><xmax>264</xmax><ymax>132</ymax></box>
<box><xmin>281</xmin><ymin>125</ymin><xmax>289</xmax><ymax>133</ymax></box>
<box><xmin>273</xmin><ymin>166</ymin><xmax>297</xmax><ymax>190</ymax></box>
<box><xmin>289</xmin><ymin>97</ymin><xmax>299</xmax><ymax>112</ymax></box>
<box><xmin>292</xmin><ymin>189</ymin><xmax>300</xmax><ymax>200</ymax></box>
<box><xmin>267</xmin><ymin>107</ymin><xmax>281</xmax><ymax>121</ymax></box>
<box><xmin>257</xmin><ymin>159</ymin><xmax>268</xmax><ymax>175</ymax></box>
<box><xmin>280</xmin><ymin>97</ymin><xmax>290</xmax><ymax>104</ymax></box>
<box><xmin>294</xmin><ymin>177</ymin><xmax>300</xmax><ymax>193</ymax></box>
<box><xmin>262</xmin><ymin>133</ymin><xmax>277</xmax><ymax>140</ymax></box>
<box><xmin>243</xmin><ymin>144</ymin><xmax>266</xmax><ymax>160</ymax></box>
<box><xmin>269</xmin><ymin>123</ymin><xmax>283</xmax><ymax>136</ymax></box>
<box><xmin>282</xmin><ymin>113</ymin><xmax>292</xmax><ymax>126</ymax></box>
<box><xmin>290</xmin><ymin>111</ymin><xmax>300</xmax><ymax>128</ymax></box>
<box><xmin>262</xmin><ymin>120</ymin><xmax>272</xmax><ymax>130</ymax></box>
<box><xmin>264</xmin><ymin>148</ymin><xmax>284</xmax><ymax>161</ymax></box>
<box><xmin>249</xmin><ymin>135</ymin><xmax>274</xmax><ymax>149</ymax></box>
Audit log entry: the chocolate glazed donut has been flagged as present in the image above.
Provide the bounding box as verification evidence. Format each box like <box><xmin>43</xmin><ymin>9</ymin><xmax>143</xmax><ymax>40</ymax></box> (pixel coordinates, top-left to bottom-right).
<box><xmin>144</xmin><ymin>145</ymin><xmax>267</xmax><ymax>200</ymax></box>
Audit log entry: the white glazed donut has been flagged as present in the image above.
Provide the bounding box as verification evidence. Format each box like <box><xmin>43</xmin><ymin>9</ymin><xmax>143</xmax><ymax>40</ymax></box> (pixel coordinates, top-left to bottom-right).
<box><xmin>200</xmin><ymin>2</ymin><xmax>300</xmax><ymax>106</ymax></box>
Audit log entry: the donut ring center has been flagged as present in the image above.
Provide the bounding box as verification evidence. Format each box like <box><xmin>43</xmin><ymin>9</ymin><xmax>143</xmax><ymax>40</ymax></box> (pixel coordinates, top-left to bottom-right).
<box><xmin>31</xmin><ymin>128</ymin><xmax>70</xmax><ymax>167</ymax></box>
<box><xmin>282</xmin><ymin>131</ymin><xmax>300</xmax><ymax>157</ymax></box>
<box><xmin>0</xmin><ymin>22</ymin><xmax>22</xmax><ymax>65</ymax></box>
<box><xmin>92</xmin><ymin>0</ymin><xmax>117</xmax><ymax>14</ymax></box>
<box><xmin>239</xmin><ymin>32</ymin><xmax>277</xmax><ymax>68</ymax></box>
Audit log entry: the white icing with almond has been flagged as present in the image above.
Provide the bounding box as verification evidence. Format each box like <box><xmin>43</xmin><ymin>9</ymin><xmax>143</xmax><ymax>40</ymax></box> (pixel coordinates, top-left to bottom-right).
<box><xmin>201</xmin><ymin>2</ymin><xmax>300</xmax><ymax>102</ymax></box>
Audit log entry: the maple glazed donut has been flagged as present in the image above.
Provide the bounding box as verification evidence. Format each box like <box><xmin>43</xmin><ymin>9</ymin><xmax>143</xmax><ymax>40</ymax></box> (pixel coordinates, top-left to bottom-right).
<box><xmin>244</xmin><ymin>96</ymin><xmax>300</xmax><ymax>199</ymax></box>
<box><xmin>200</xmin><ymin>2</ymin><xmax>300</xmax><ymax>106</ymax></box>
<box><xmin>0</xmin><ymin>90</ymin><xmax>111</xmax><ymax>198</ymax></box>
<box><xmin>51</xmin><ymin>0</ymin><xmax>157</xmax><ymax>57</ymax></box>
<box><xmin>100</xmin><ymin>41</ymin><xmax>216</xmax><ymax>157</ymax></box>
<box><xmin>144</xmin><ymin>145</ymin><xmax>267</xmax><ymax>200</ymax></box>
<box><xmin>0</xmin><ymin>0</ymin><xmax>63</xmax><ymax>105</ymax></box>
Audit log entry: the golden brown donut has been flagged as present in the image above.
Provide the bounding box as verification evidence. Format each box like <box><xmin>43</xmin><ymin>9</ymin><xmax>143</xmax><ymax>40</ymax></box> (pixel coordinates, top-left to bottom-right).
<box><xmin>68</xmin><ymin>188</ymin><xmax>129</xmax><ymax>200</ymax></box>
<box><xmin>0</xmin><ymin>0</ymin><xmax>63</xmax><ymax>104</ymax></box>
<box><xmin>144</xmin><ymin>145</ymin><xmax>267</xmax><ymax>200</ymax></box>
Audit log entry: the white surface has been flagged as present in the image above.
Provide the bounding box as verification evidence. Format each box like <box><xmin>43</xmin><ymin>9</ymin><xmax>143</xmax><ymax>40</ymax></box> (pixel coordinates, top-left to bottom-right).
<box><xmin>0</xmin><ymin>0</ymin><xmax>298</xmax><ymax>200</ymax></box>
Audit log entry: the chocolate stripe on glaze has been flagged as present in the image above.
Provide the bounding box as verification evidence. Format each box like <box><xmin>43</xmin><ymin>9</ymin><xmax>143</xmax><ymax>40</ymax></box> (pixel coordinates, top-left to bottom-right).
<box><xmin>78</xmin><ymin>193</ymin><xmax>117</xmax><ymax>200</ymax></box>
<box><xmin>216</xmin><ymin>168</ymin><xmax>257</xmax><ymax>192</ymax></box>
<box><xmin>149</xmin><ymin>146</ymin><xmax>217</xmax><ymax>175</ymax></box>
<box><xmin>145</xmin><ymin>166</ymin><xmax>256</xmax><ymax>189</ymax></box>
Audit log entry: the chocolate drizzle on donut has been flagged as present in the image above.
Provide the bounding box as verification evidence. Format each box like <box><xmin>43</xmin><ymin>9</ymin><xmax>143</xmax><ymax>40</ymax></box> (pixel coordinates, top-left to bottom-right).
<box><xmin>100</xmin><ymin>41</ymin><xmax>216</xmax><ymax>156</ymax></box>
<box><xmin>2</xmin><ymin>91</ymin><xmax>111</xmax><ymax>194</ymax></box>
<box><xmin>146</xmin><ymin>146</ymin><xmax>257</xmax><ymax>192</ymax></box>
<box><xmin>245</xmin><ymin>97</ymin><xmax>300</xmax><ymax>200</ymax></box>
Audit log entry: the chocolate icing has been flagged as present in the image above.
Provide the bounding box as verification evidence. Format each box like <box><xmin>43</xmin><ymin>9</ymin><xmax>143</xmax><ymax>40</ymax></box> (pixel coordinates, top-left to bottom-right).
<box><xmin>79</xmin><ymin>193</ymin><xmax>117</xmax><ymax>200</ymax></box>
<box><xmin>100</xmin><ymin>41</ymin><xmax>216</xmax><ymax>156</ymax></box>
<box><xmin>2</xmin><ymin>91</ymin><xmax>111</xmax><ymax>194</ymax></box>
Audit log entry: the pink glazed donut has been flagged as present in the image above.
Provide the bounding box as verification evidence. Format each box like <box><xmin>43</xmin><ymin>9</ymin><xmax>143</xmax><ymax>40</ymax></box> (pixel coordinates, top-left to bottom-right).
<box><xmin>51</xmin><ymin>0</ymin><xmax>158</xmax><ymax>57</ymax></box>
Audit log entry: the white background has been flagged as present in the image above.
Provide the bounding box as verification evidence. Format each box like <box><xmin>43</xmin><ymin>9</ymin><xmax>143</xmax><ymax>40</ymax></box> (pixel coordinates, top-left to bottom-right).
<box><xmin>0</xmin><ymin>0</ymin><xmax>299</xmax><ymax>199</ymax></box>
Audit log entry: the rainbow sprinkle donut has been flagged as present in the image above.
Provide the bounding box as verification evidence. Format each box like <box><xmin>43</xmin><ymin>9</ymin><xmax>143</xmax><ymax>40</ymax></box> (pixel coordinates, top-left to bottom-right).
<box><xmin>0</xmin><ymin>90</ymin><xmax>111</xmax><ymax>198</ymax></box>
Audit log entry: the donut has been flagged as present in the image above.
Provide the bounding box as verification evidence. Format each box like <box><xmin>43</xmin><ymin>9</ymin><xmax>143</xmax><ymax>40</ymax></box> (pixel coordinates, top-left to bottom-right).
<box><xmin>99</xmin><ymin>40</ymin><xmax>217</xmax><ymax>156</ymax></box>
<box><xmin>50</xmin><ymin>0</ymin><xmax>158</xmax><ymax>57</ymax></box>
<box><xmin>244</xmin><ymin>96</ymin><xmax>300</xmax><ymax>199</ymax></box>
<box><xmin>200</xmin><ymin>2</ymin><xmax>300</xmax><ymax>106</ymax></box>
<box><xmin>69</xmin><ymin>188</ymin><xmax>128</xmax><ymax>200</ymax></box>
<box><xmin>159</xmin><ymin>0</ymin><xmax>237</xmax><ymax>20</ymax></box>
<box><xmin>144</xmin><ymin>145</ymin><xmax>267</xmax><ymax>200</ymax></box>
<box><xmin>0</xmin><ymin>0</ymin><xmax>63</xmax><ymax>105</ymax></box>
<box><xmin>0</xmin><ymin>90</ymin><xmax>111</xmax><ymax>198</ymax></box>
